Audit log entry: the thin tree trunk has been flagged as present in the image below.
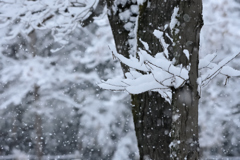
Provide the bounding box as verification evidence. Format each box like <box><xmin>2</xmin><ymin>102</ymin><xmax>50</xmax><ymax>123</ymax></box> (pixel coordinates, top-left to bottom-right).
<box><xmin>35</xmin><ymin>114</ymin><xmax>43</xmax><ymax>160</ymax></box>
<box><xmin>34</xmin><ymin>85</ymin><xmax>43</xmax><ymax>160</ymax></box>
<box><xmin>170</xmin><ymin>1</ymin><xmax>203</xmax><ymax>159</ymax></box>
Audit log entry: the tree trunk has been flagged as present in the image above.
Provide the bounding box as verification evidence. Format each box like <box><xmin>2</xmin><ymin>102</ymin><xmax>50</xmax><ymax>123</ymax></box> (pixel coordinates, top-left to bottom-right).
<box><xmin>132</xmin><ymin>92</ymin><xmax>171</xmax><ymax>160</ymax></box>
<box><xmin>34</xmin><ymin>85</ymin><xmax>43</xmax><ymax>160</ymax></box>
<box><xmin>106</xmin><ymin>0</ymin><xmax>172</xmax><ymax>159</ymax></box>
<box><xmin>170</xmin><ymin>1</ymin><xmax>203</xmax><ymax>159</ymax></box>
<box><xmin>106</xmin><ymin>0</ymin><xmax>202</xmax><ymax>159</ymax></box>
<box><xmin>35</xmin><ymin>114</ymin><xmax>43</xmax><ymax>160</ymax></box>
<box><xmin>106</xmin><ymin>0</ymin><xmax>134</xmax><ymax>74</ymax></box>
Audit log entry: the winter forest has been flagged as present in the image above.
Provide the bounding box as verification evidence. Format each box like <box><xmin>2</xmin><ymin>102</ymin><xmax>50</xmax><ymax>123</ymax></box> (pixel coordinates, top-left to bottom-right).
<box><xmin>0</xmin><ymin>0</ymin><xmax>240</xmax><ymax>160</ymax></box>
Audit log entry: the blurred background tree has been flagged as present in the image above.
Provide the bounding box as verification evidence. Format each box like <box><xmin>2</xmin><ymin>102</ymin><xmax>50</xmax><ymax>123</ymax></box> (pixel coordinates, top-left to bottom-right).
<box><xmin>199</xmin><ymin>0</ymin><xmax>240</xmax><ymax>157</ymax></box>
<box><xmin>0</xmin><ymin>17</ymin><xmax>137</xmax><ymax>160</ymax></box>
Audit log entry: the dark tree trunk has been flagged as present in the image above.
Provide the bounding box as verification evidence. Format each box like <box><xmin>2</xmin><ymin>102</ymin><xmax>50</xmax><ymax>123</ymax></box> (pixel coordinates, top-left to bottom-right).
<box><xmin>106</xmin><ymin>0</ymin><xmax>173</xmax><ymax>159</ymax></box>
<box><xmin>170</xmin><ymin>1</ymin><xmax>203</xmax><ymax>159</ymax></box>
<box><xmin>106</xmin><ymin>0</ymin><xmax>202</xmax><ymax>159</ymax></box>
<box><xmin>34</xmin><ymin>85</ymin><xmax>43</xmax><ymax>160</ymax></box>
<box><xmin>132</xmin><ymin>93</ymin><xmax>171</xmax><ymax>160</ymax></box>
<box><xmin>133</xmin><ymin>1</ymin><xmax>179</xmax><ymax>159</ymax></box>
<box><xmin>106</xmin><ymin>0</ymin><xmax>134</xmax><ymax>74</ymax></box>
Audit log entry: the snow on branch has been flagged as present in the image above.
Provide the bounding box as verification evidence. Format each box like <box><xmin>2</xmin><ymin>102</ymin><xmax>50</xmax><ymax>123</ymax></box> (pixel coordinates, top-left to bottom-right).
<box><xmin>0</xmin><ymin>0</ymin><xmax>99</xmax><ymax>44</ymax></box>
<box><xmin>99</xmin><ymin>2</ymin><xmax>240</xmax><ymax>103</ymax></box>
<box><xmin>99</xmin><ymin>42</ymin><xmax>189</xmax><ymax>103</ymax></box>
<box><xmin>99</xmin><ymin>33</ymin><xmax>240</xmax><ymax>103</ymax></box>
<box><xmin>198</xmin><ymin>52</ymin><xmax>240</xmax><ymax>88</ymax></box>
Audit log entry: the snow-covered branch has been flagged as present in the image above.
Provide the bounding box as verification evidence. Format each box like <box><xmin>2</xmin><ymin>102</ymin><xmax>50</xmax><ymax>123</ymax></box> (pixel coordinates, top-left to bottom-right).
<box><xmin>198</xmin><ymin>52</ymin><xmax>240</xmax><ymax>90</ymax></box>
<box><xmin>99</xmin><ymin>40</ymin><xmax>189</xmax><ymax>103</ymax></box>
<box><xmin>0</xmin><ymin>0</ymin><xmax>99</xmax><ymax>44</ymax></box>
<box><xmin>99</xmin><ymin>27</ymin><xmax>240</xmax><ymax>103</ymax></box>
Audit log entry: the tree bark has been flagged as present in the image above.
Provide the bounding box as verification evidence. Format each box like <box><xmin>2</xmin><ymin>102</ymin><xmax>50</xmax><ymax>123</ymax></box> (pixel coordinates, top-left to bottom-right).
<box><xmin>170</xmin><ymin>1</ymin><xmax>203</xmax><ymax>159</ymax></box>
<box><xmin>132</xmin><ymin>93</ymin><xmax>171</xmax><ymax>160</ymax></box>
<box><xmin>106</xmin><ymin>0</ymin><xmax>134</xmax><ymax>74</ymax></box>
<box><xmin>106</xmin><ymin>0</ymin><xmax>173</xmax><ymax>159</ymax></box>
<box><xmin>106</xmin><ymin>0</ymin><xmax>202</xmax><ymax>159</ymax></box>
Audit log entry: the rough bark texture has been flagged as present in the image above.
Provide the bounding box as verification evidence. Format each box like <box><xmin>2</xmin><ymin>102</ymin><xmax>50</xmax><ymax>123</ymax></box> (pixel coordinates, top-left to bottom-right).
<box><xmin>134</xmin><ymin>1</ymin><xmax>179</xmax><ymax>159</ymax></box>
<box><xmin>170</xmin><ymin>1</ymin><xmax>203</xmax><ymax>159</ymax></box>
<box><xmin>106</xmin><ymin>0</ymin><xmax>173</xmax><ymax>159</ymax></box>
<box><xmin>106</xmin><ymin>0</ymin><xmax>135</xmax><ymax>74</ymax></box>
<box><xmin>106</xmin><ymin>0</ymin><xmax>202</xmax><ymax>159</ymax></box>
<box><xmin>132</xmin><ymin>93</ymin><xmax>171</xmax><ymax>160</ymax></box>
<box><xmin>137</xmin><ymin>0</ymin><xmax>178</xmax><ymax>57</ymax></box>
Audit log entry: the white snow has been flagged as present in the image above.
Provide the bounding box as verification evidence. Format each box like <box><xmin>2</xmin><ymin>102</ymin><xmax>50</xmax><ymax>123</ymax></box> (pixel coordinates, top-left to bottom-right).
<box><xmin>170</xmin><ymin>7</ymin><xmax>179</xmax><ymax>30</ymax></box>
<box><xmin>183</xmin><ymin>49</ymin><xmax>190</xmax><ymax>60</ymax></box>
<box><xmin>137</xmin><ymin>0</ymin><xmax>146</xmax><ymax>5</ymax></box>
<box><xmin>124</xmin><ymin>22</ymin><xmax>134</xmax><ymax>31</ymax></box>
<box><xmin>139</xmin><ymin>38</ymin><xmax>149</xmax><ymax>51</ymax></box>
<box><xmin>119</xmin><ymin>9</ymin><xmax>131</xmax><ymax>22</ymax></box>
<box><xmin>200</xmin><ymin>52</ymin><xmax>240</xmax><ymax>87</ymax></box>
<box><xmin>130</xmin><ymin>5</ymin><xmax>139</xmax><ymax>14</ymax></box>
<box><xmin>153</xmin><ymin>29</ymin><xmax>169</xmax><ymax>58</ymax></box>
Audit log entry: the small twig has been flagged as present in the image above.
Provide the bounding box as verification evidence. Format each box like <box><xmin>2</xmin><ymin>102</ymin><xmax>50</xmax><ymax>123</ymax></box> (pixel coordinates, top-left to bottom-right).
<box><xmin>146</xmin><ymin>61</ymin><xmax>186</xmax><ymax>82</ymax></box>
<box><xmin>101</xmin><ymin>81</ymin><xmax>127</xmax><ymax>88</ymax></box>
<box><xmin>224</xmin><ymin>76</ymin><xmax>230</xmax><ymax>86</ymax></box>
<box><xmin>199</xmin><ymin>66</ymin><xmax>213</xmax><ymax>70</ymax></box>
<box><xmin>201</xmin><ymin>52</ymin><xmax>240</xmax><ymax>86</ymax></box>
<box><xmin>120</xmin><ymin>80</ymin><xmax>130</xmax><ymax>86</ymax></box>
<box><xmin>199</xmin><ymin>54</ymin><xmax>217</xmax><ymax>70</ymax></box>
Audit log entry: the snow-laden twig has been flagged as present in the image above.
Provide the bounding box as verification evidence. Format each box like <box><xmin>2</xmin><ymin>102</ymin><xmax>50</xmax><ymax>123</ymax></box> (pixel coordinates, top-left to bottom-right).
<box><xmin>199</xmin><ymin>52</ymin><xmax>240</xmax><ymax>87</ymax></box>
<box><xmin>99</xmin><ymin>4</ymin><xmax>240</xmax><ymax>104</ymax></box>
<box><xmin>0</xmin><ymin>0</ymin><xmax>98</xmax><ymax>44</ymax></box>
<box><xmin>100</xmin><ymin>45</ymin><xmax>240</xmax><ymax>103</ymax></box>
<box><xmin>99</xmin><ymin>44</ymin><xmax>189</xmax><ymax>103</ymax></box>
